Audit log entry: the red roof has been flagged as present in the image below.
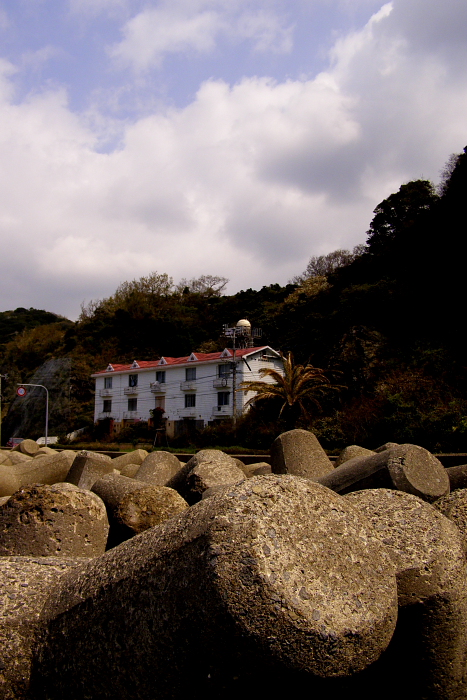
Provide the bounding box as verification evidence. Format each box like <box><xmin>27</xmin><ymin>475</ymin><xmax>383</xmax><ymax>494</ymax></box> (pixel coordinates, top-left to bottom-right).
<box><xmin>92</xmin><ymin>347</ymin><xmax>272</xmax><ymax>375</ymax></box>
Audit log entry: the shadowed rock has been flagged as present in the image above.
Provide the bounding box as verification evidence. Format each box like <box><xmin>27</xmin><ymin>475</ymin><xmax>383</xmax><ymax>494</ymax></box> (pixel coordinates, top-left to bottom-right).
<box><xmin>270</xmin><ymin>429</ymin><xmax>334</xmax><ymax>479</ymax></box>
<box><xmin>119</xmin><ymin>463</ymin><xmax>140</xmax><ymax>478</ymax></box>
<box><xmin>0</xmin><ymin>556</ymin><xmax>85</xmax><ymax>700</ymax></box>
<box><xmin>346</xmin><ymin>489</ymin><xmax>467</xmax><ymax>699</ymax></box>
<box><xmin>374</xmin><ymin>442</ymin><xmax>399</xmax><ymax>453</ymax></box>
<box><xmin>166</xmin><ymin>449</ymin><xmax>245</xmax><ymax>504</ymax></box>
<box><xmin>30</xmin><ymin>476</ymin><xmax>398</xmax><ymax>699</ymax></box>
<box><xmin>242</xmin><ymin>462</ymin><xmax>272</xmax><ymax>477</ymax></box>
<box><xmin>446</xmin><ymin>464</ymin><xmax>467</xmax><ymax>491</ymax></box>
<box><xmin>0</xmin><ymin>453</ymin><xmax>72</xmax><ymax>497</ymax></box>
<box><xmin>434</xmin><ymin>489</ymin><xmax>467</xmax><ymax>552</ymax></box>
<box><xmin>317</xmin><ymin>444</ymin><xmax>449</xmax><ymax>502</ymax></box>
<box><xmin>92</xmin><ymin>473</ymin><xmax>188</xmax><ymax>546</ymax></box>
<box><xmin>0</xmin><ymin>484</ymin><xmax>109</xmax><ymax>557</ymax></box>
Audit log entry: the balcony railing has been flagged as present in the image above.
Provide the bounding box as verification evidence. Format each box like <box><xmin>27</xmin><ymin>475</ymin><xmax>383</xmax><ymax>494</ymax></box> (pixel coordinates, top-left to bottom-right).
<box><xmin>98</xmin><ymin>411</ymin><xmax>114</xmax><ymax>419</ymax></box>
<box><xmin>124</xmin><ymin>386</ymin><xmax>139</xmax><ymax>395</ymax></box>
<box><xmin>213</xmin><ymin>378</ymin><xmax>231</xmax><ymax>388</ymax></box>
<box><xmin>99</xmin><ymin>388</ymin><xmax>113</xmax><ymax>397</ymax></box>
<box><xmin>212</xmin><ymin>405</ymin><xmax>231</xmax><ymax>416</ymax></box>
<box><xmin>150</xmin><ymin>381</ymin><xmax>167</xmax><ymax>393</ymax></box>
<box><xmin>123</xmin><ymin>411</ymin><xmax>140</xmax><ymax>419</ymax></box>
<box><xmin>177</xmin><ymin>407</ymin><xmax>198</xmax><ymax>417</ymax></box>
<box><xmin>180</xmin><ymin>381</ymin><xmax>197</xmax><ymax>391</ymax></box>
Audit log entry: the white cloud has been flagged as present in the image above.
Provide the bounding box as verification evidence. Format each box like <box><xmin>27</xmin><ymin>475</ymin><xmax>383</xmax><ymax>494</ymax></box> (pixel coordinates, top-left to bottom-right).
<box><xmin>1</xmin><ymin>0</ymin><xmax>467</xmax><ymax>319</ymax></box>
<box><xmin>109</xmin><ymin>0</ymin><xmax>294</xmax><ymax>71</ymax></box>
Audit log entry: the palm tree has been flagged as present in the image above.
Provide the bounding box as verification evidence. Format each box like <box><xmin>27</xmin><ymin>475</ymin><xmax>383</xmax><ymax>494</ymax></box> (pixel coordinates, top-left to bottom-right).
<box><xmin>240</xmin><ymin>351</ymin><xmax>343</xmax><ymax>430</ymax></box>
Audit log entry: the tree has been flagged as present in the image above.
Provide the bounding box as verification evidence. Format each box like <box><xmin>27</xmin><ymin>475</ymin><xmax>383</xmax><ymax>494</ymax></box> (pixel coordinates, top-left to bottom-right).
<box><xmin>240</xmin><ymin>351</ymin><xmax>343</xmax><ymax>430</ymax></box>
<box><xmin>292</xmin><ymin>245</ymin><xmax>365</xmax><ymax>284</ymax></box>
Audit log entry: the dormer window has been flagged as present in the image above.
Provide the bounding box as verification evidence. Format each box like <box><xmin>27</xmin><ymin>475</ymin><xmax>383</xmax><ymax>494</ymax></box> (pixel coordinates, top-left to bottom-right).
<box><xmin>106</xmin><ymin>364</ymin><xmax>114</xmax><ymax>372</ymax></box>
<box><xmin>131</xmin><ymin>360</ymin><xmax>140</xmax><ymax>369</ymax></box>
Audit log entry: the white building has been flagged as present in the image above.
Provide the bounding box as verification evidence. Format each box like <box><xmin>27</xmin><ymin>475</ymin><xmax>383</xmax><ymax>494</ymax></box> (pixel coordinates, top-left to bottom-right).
<box><xmin>91</xmin><ymin>345</ymin><xmax>283</xmax><ymax>438</ymax></box>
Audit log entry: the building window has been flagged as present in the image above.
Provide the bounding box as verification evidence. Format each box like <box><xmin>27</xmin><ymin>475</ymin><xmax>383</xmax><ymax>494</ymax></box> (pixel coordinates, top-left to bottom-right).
<box><xmin>218</xmin><ymin>364</ymin><xmax>230</xmax><ymax>378</ymax></box>
<box><xmin>217</xmin><ymin>392</ymin><xmax>230</xmax><ymax>406</ymax></box>
<box><xmin>186</xmin><ymin>367</ymin><xmax>196</xmax><ymax>381</ymax></box>
<box><xmin>185</xmin><ymin>394</ymin><xmax>196</xmax><ymax>408</ymax></box>
<box><xmin>104</xmin><ymin>377</ymin><xmax>113</xmax><ymax>389</ymax></box>
<box><xmin>103</xmin><ymin>399</ymin><xmax>112</xmax><ymax>412</ymax></box>
<box><xmin>129</xmin><ymin>374</ymin><xmax>138</xmax><ymax>387</ymax></box>
<box><xmin>156</xmin><ymin>370</ymin><xmax>166</xmax><ymax>383</ymax></box>
<box><xmin>128</xmin><ymin>398</ymin><xmax>137</xmax><ymax>411</ymax></box>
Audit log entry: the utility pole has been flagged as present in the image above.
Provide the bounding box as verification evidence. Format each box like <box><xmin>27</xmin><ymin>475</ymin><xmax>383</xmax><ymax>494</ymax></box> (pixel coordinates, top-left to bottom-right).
<box><xmin>222</xmin><ymin>320</ymin><xmax>262</xmax><ymax>427</ymax></box>
<box><xmin>0</xmin><ymin>373</ymin><xmax>8</xmax><ymax>447</ymax></box>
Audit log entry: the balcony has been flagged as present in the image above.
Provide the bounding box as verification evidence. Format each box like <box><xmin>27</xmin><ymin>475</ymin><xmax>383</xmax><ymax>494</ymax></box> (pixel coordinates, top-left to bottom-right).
<box><xmin>98</xmin><ymin>411</ymin><xmax>114</xmax><ymax>420</ymax></box>
<box><xmin>123</xmin><ymin>411</ymin><xmax>140</xmax><ymax>420</ymax></box>
<box><xmin>180</xmin><ymin>381</ymin><xmax>197</xmax><ymax>391</ymax></box>
<box><xmin>177</xmin><ymin>407</ymin><xmax>198</xmax><ymax>418</ymax></box>
<box><xmin>213</xmin><ymin>378</ymin><xmax>231</xmax><ymax>389</ymax></box>
<box><xmin>150</xmin><ymin>381</ymin><xmax>167</xmax><ymax>393</ymax></box>
<box><xmin>99</xmin><ymin>388</ymin><xmax>113</xmax><ymax>397</ymax></box>
<box><xmin>124</xmin><ymin>386</ymin><xmax>139</xmax><ymax>395</ymax></box>
<box><xmin>212</xmin><ymin>406</ymin><xmax>231</xmax><ymax>416</ymax></box>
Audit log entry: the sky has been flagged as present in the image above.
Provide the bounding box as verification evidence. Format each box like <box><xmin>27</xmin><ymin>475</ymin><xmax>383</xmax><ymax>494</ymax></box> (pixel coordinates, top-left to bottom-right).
<box><xmin>0</xmin><ymin>0</ymin><xmax>466</xmax><ymax>320</ymax></box>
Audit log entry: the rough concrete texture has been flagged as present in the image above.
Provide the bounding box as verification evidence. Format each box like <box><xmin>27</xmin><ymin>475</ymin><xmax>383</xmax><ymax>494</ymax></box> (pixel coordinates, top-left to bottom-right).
<box><xmin>3</xmin><ymin>452</ymin><xmax>32</xmax><ymax>466</ymax></box>
<box><xmin>270</xmin><ymin>429</ymin><xmax>334</xmax><ymax>480</ymax></box>
<box><xmin>318</xmin><ymin>444</ymin><xmax>449</xmax><ymax>502</ymax></box>
<box><xmin>374</xmin><ymin>442</ymin><xmax>399</xmax><ymax>453</ymax></box>
<box><xmin>185</xmin><ymin>459</ymin><xmax>245</xmax><ymax>504</ymax></box>
<box><xmin>65</xmin><ymin>451</ymin><xmax>114</xmax><ymax>491</ymax></box>
<box><xmin>446</xmin><ymin>464</ymin><xmax>467</xmax><ymax>491</ymax></box>
<box><xmin>35</xmin><ymin>446</ymin><xmax>56</xmax><ymax>456</ymax></box>
<box><xmin>434</xmin><ymin>489</ymin><xmax>467</xmax><ymax>552</ymax></box>
<box><xmin>12</xmin><ymin>440</ymin><xmax>39</xmax><ymax>457</ymax></box>
<box><xmin>165</xmin><ymin>449</ymin><xmax>241</xmax><ymax>502</ymax></box>
<box><xmin>335</xmin><ymin>445</ymin><xmax>375</xmax><ymax>468</ymax></box>
<box><xmin>0</xmin><ymin>496</ymin><xmax>9</xmax><ymax>506</ymax></box>
<box><xmin>31</xmin><ymin>476</ymin><xmax>398</xmax><ymax>699</ymax></box>
<box><xmin>110</xmin><ymin>449</ymin><xmax>148</xmax><ymax>471</ymax></box>
<box><xmin>0</xmin><ymin>453</ymin><xmax>72</xmax><ymax>497</ymax></box>
<box><xmin>346</xmin><ymin>489</ymin><xmax>467</xmax><ymax>699</ymax></box>
<box><xmin>118</xmin><ymin>463</ymin><xmax>140</xmax><ymax>478</ymax></box>
<box><xmin>0</xmin><ymin>556</ymin><xmax>85</xmax><ymax>700</ymax></box>
<box><xmin>242</xmin><ymin>462</ymin><xmax>272</xmax><ymax>478</ymax></box>
<box><xmin>92</xmin><ymin>473</ymin><xmax>188</xmax><ymax>546</ymax></box>
<box><xmin>0</xmin><ymin>484</ymin><xmax>109</xmax><ymax>557</ymax></box>
<box><xmin>0</xmin><ymin>452</ymin><xmax>10</xmax><ymax>465</ymax></box>
<box><xmin>135</xmin><ymin>451</ymin><xmax>181</xmax><ymax>487</ymax></box>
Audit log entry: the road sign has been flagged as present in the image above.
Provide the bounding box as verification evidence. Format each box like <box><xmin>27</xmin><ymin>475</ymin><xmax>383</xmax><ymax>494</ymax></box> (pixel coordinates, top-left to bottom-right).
<box><xmin>16</xmin><ymin>387</ymin><xmax>27</xmax><ymax>397</ymax></box>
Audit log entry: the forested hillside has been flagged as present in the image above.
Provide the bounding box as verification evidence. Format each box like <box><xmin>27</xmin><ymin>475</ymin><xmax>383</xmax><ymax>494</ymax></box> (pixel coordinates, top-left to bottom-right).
<box><xmin>1</xmin><ymin>147</ymin><xmax>466</xmax><ymax>450</ymax></box>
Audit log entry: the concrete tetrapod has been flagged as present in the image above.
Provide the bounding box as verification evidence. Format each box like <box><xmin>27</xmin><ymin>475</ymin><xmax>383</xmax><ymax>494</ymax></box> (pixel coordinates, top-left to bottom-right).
<box><xmin>317</xmin><ymin>444</ymin><xmax>449</xmax><ymax>502</ymax></box>
<box><xmin>0</xmin><ymin>484</ymin><xmax>109</xmax><ymax>557</ymax></box>
<box><xmin>346</xmin><ymin>489</ymin><xmax>467</xmax><ymax>699</ymax></box>
<box><xmin>434</xmin><ymin>488</ymin><xmax>467</xmax><ymax>553</ymax></box>
<box><xmin>166</xmin><ymin>449</ymin><xmax>245</xmax><ymax>504</ymax></box>
<box><xmin>0</xmin><ymin>556</ymin><xmax>85</xmax><ymax>700</ymax></box>
<box><xmin>135</xmin><ymin>450</ymin><xmax>182</xmax><ymax>487</ymax></box>
<box><xmin>30</xmin><ymin>476</ymin><xmax>398</xmax><ymax>699</ymax></box>
<box><xmin>0</xmin><ymin>453</ymin><xmax>72</xmax><ymax>497</ymax></box>
<box><xmin>65</xmin><ymin>451</ymin><xmax>113</xmax><ymax>491</ymax></box>
<box><xmin>270</xmin><ymin>429</ymin><xmax>334</xmax><ymax>479</ymax></box>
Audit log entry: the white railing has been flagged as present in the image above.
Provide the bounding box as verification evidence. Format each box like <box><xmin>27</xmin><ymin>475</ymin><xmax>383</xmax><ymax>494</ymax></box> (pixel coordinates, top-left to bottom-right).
<box><xmin>150</xmin><ymin>382</ymin><xmax>167</xmax><ymax>393</ymax></box>
<box><xmin>98</xmin><ymin>411</ymin><xmax>114</xmax><ymax>419</ymax></box>
<box><xmin>124</xmin><ymin>386</ymin><xmax>139</xmax><ymax>394</ymax></box>
<box><xmin>180</xmin><ymin>381</ymin><xmax>197</xmax><ymax>391</ymax></box>
<box><xmin>212</xmin><ymin>406</ymin><xmax>231</xmax><ymax>415</ymax></box>
<box><xmin>123</xmin><ymin>411</ymin><xmax>140</xmax><ymax>419</ymax></box>
<box><xmin>99</xmin><ymin>389</ymin><xmax>113</xmax><ymax>397</ymax></box>
<box><xmin>213</xmin><ymin>378</ymin><xmax>231</xmax><ymax>388</ymax></box>
<box><xmin>177</xmin><ymin>407</ymin><xmax>198</xmax><ymax>417</ymax></box>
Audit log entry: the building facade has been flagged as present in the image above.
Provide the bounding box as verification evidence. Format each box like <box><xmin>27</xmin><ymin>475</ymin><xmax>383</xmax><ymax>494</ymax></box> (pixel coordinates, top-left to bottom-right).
<box><xmin>91</xmin><ymin>346</ymin><xmax>283</xmax><ymax>438</ymax></box>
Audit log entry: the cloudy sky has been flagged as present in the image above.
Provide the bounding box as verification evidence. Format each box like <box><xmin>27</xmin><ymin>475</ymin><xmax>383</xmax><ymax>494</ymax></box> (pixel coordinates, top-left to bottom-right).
<box><xmin>0</xmin><ymin>0</ymin><xmax>466</xmax><ymax>319</ymax></box>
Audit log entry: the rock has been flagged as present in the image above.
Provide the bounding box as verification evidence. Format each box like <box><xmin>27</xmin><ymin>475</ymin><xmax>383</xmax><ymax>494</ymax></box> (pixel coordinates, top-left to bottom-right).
<box><xmin>135</xmin><ymin>451</ymin><xmax>181</xmax><ymax>487</ymax></box>
<box><xmin>434</xmin><ymin>489</ymin><xmax>467</xmax><ymax>552</ymax></box>
<box><xmin>65</xmin><ymin>451</ymin><xmax>114</xmax><ymax>491</ymax></box>
<box><xmin>0</xmin><ymin>556</ymin><xmax>85</xmax><ymax>700</ymax></box>
<box><xmin>111</xmin><ymin>449</ymin><xmax>148</xmax><ymax>471</ymax></box>
<box><xmin>0</xmin><ymin>496</ymin><xmax>9</xmax><ymax>506</ymax></box>
<box><xmin>346</xmin><ymin>489</ymin><xmax>467</xmax><ymax>699</ymax></box>
<box><xmin>334</xmin><ymin>445</ymin><xmax>375</xmax><ymax>468</ymax></box>
<box><xmin>3</xmin><ymin>452</ymin><xmax>32</xmax><ymax>466</ymax></box>
<box><xmin>0</xmin><ymin>452</ymin><xmax>73</xmax><ymax>498</ymax></box>
<box><xmin>446</xmin><ymin>464</ymin><xmax>467</xmax><ymax>491</ymax></box>
<box><xmin>92</xmin><ymin>473</ymin><xmax>188</xmax><ymax>546</ymax></box>
<box><xmin>0</xmin><ymin>452</ymin><xmax>10</xmax><ymax>465</ymax></box>
<box><xmin>242</xmin><ymin>462</ymin><xmax>272</xmax><ymax>477</ymax></box>
<box><xmin>270</xmin><ymin>429</ymin><xmax>334</xmax><ymax>480</ymax></box>
<box><xmin>35</xmin><ymin>446</ymin><xmax>57</xmax><ymax>456</ymax></box>
<box><xmin>31</xmin><ymin>476</ymin><xmax>398</xmax><ymax>698</ymax></box>
<box><xmin>317</xmin><ymin>444</ymin><xmax>450</xmax><ymax>502</ymax></box>
<box><xmin>12</xmin><ymin>439</ymin><xmax>39</xmax><ymax>457</ymax></box>
<box><xmin>374</xmin><ymin>442</ymin><xmax>399</xmax><ymax>453</ymax></box>
<box><xmin>166</xmin><ymin>449</ymin><xmax>243</xmax><ymax>503</ymax></box>
<box><xmin>118</xmin><ymin>463</ymin><xmax>140</xmax><ymax>478</ymax></box>
<box><xmin>0</xmin><ymin>484</ymin><xmax>109</xmax><ymax>557</ymax></box>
